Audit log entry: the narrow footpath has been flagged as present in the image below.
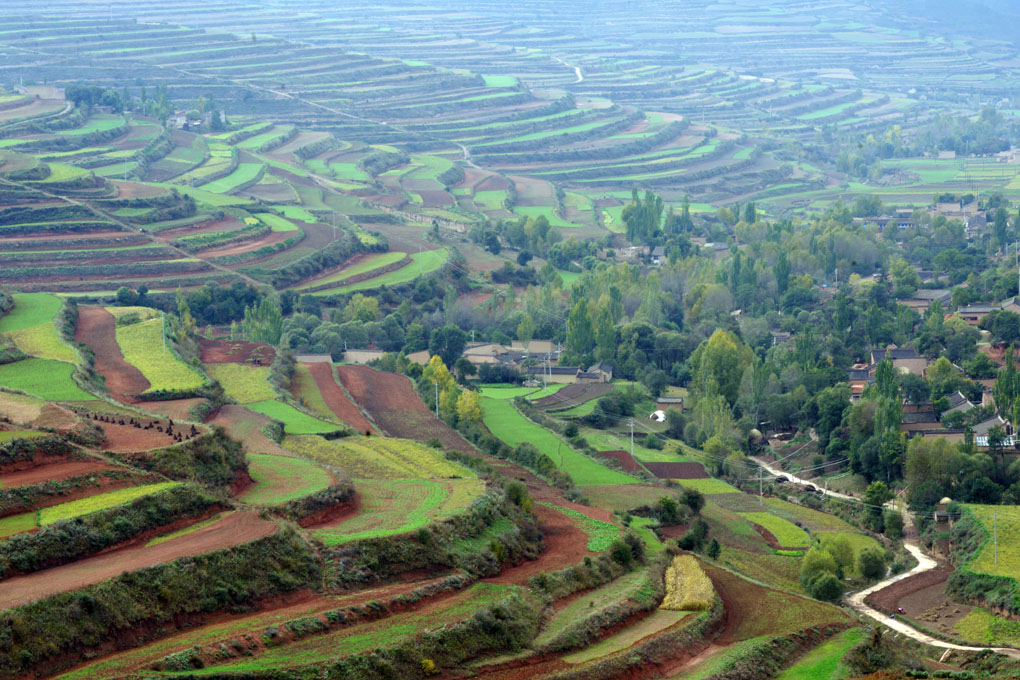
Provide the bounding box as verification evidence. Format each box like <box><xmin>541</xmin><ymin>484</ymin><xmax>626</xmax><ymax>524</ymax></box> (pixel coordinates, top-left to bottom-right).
<box><xmin>750</xmin><ymin>456</ymin><xmax>1020</xmax><ymax>659</ymax></box>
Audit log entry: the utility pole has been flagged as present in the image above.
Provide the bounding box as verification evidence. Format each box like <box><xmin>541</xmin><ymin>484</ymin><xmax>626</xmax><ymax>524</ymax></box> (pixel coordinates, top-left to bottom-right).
<box><xmin>161</xmin><ymin>312</ymin><xmax>166</xmax><ymax>354</ymax></box>
<box><xmin>994</xmin><ymin>511</ymin><xmax>998</xmax><ymax>565</ymax></box>
<box><xmin>629</xmin><ymin>419</ymin><xmax>635</xmax><ymax>458</ymax></box>
<box><xmin>418</xmin><ymin>245</ymin><xmax>423</xmax><ymax>275</ymax></box>
<box><xmin>434</xmin><ymin>381</ymin><xmax>440</xmax><ymax>418</ymax></box>
<box><xmin>759</xmin><ymin>466</ymin><xmax>763</xmax><ymax>506</ymax></box>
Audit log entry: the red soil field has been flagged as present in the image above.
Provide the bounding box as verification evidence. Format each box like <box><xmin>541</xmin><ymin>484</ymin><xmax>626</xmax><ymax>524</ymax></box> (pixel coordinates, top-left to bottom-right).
<box><xmin>157</xmin><ymin>217</ymin><xmax>244</xmax><ymax>240</ymax></box>
<box><xmin>110</xmin><ymin>180</ymin><xmax>166</xmax><ymax>199</ymax></box>
<box><xmin>99</xmin><ymin>421</ymin><xmax>181</xmax><ymax>452</ymax></box>
<box><xmin>0</xmin><ymin>460</ymin><xmax>114</xmax><ymax>489</ymax></box>
<box><xmin>196</xmin><ymin>230</ymin><xmax>294</xmax><ymax>259</ymax></box>
<box><xmin>0</xmin><ymin>511</ymin><xmax>277</xmax><ymax>610</ymax></box>
<box><xmin>644</xmin><ymin>462</ymin><xmax>709</xmax><ymax>479</ymax></box>
<box><xmin>303</xmin><ymin>362</ymin><xmax>377</xmax><ymax>435</ymax></box>
<box><xmin>486</xmin><ymin>503</ymin><xmax>591</xmax><ymax>585</ymax></box>
<box><xmin>598</xmin><ymin>450</ymin><xmax>642</xmax><ymax>473</ymax></box>
<box><xmin>336</xmin><ymin>365</ymin><xmax>475</xmax><ymax>454</ymax></box>
<box><xmin>135</xmin><ymin>398</ymin><xmax>207</xmax><ymax>421</ymax></box>
<box><xmin>199</xmin><ymin>337</ymin><xmax>276</xmax><ymax>365</ymax></box>
<box><xmin>74</xmin><ymin>306</ymin><xmax>149</xmax><ymax>402</ymax></box>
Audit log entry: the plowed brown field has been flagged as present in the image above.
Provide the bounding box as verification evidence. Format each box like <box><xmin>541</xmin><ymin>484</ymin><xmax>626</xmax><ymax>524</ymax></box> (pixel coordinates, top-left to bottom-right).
<box><xmin>0</xmin><ymin>461</ymin><xmax>114</xmax><ymax>488</ymax></box>
<box><xmin>74</xmin><ymin>306</ymin><xmax>149</xmax><ymax>402</ymax></box>
<box><xmin>336</xmin><ymin>365</ymin><xmax>474</xmax><ymax>453</ymax></box>
<box><xmin>304</xmin><ymin>362</ymin><xmax>377</xmax><ymax>435</ymax></box>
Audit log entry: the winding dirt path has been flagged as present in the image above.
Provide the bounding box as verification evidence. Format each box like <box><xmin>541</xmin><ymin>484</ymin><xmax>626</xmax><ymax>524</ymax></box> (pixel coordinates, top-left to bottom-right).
<box><xmin>751</xmin><ymin>457</ymin><xmax>1020</xmax><ymax>658</ymax></box>
<box><xmin>0</xmin><ymin>511</ymin><xmax>277</xmax><ymax>610</ymax></box>
<box><xmin>74</xmin><ymin>306</ymin><xmax>149</xmax><ymax>402</ymax></box>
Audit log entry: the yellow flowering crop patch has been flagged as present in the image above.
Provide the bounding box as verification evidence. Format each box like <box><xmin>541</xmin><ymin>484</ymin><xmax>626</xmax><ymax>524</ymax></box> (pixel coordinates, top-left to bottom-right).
<box><xmin>661</xmin><ymin>554</ymin><xmax>715</xmax><ymax>611</ymax></box>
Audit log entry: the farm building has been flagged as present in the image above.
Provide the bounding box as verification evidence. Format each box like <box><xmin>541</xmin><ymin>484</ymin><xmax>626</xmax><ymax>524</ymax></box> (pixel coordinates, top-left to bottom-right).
<box><xmin>900</xmin><ymin>289</ymin><xmax>951</xmax><ymax>313</ymax></box>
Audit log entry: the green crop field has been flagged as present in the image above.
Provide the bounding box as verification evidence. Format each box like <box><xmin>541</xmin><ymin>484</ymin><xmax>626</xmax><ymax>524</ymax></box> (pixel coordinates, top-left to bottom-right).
<box><xmin>293</xmin><ymin>251</ymin><xmax>406</xmax><ymax>290</ymax></box>
<box><xmin>283</xmin><ymin>435</ymin><xmax>475</xmax><ymax>479</ymax></box>
<box><xmin>738</xmin><ymin>512</ymin><xmax>811</xmax><ymax>548</ymax></box>
<box><xmin>564</xmin><ymin>609</ymin><xmax>689</xmax><ymax>664</ymax></box>
<box><xmin>539</xmin><ymin>502</ymin><xmax>620</xmax><ymax>551</ymax></box>
<box><xmin>763</xmin><ymin>498</ymin><xmax>856</xmax><ymax>532</ymax></box>
<box><xmin>0</xmin><ymin>293</ymin><xmax>77</xmax><ymax>363</ymax></box>
<box><xmin>963</xmin><ymin>505</ymin><xmax>1020</xmax><ymax>579</ymax></box>
<box><xmin>205</xmin><ymin>364</ymin><xmax>276</xmax><ymax>403</ymax></box>
<box><xmin>0</xmin><ymin>430</ymin><xmax>44</xmax><ymax>444</ymax></box>
<box><xmin>535</xmin><ymin>569</ymin><xmax>649</xmax><ymax>645</ymax></box>
<box><xmin>275</xmin><ymin>205</ymin><xmax>316</xmax><ymax>222</ymax></box>
<box><xmin>675</xmin><ymin>478</ymin><xmax>740</xmax><ymax>495</ymax></box>
<box><xmin>482</xmin><ymin>397</ymin><xmax>637</xmax><ymax>485</ymax></box>
<box><xmin>202</xmin><ymin>163</ymin><xmax>263</xmax><ymax>193</ymax></box>
<box><xmin>955</xmin><ymin>607</ymin><xmax>1020</xmax><ymax>647</ymax></box>
<box><xmin>0</xmin><ymin>358</ymin><xmax>94</xmax><ymax>401</ymax></box>
<box><xmin>254</xmin><ymin>212</ymin><xmax>300</xmax><ymax>232</ymax></box>
<box><xmin>312</xmin><ymin>247</ymin><xmax>449</xmax><ymax>294</ymax></box>
<box><xmin>115</xmin><ymin>318</ymin><xmax>206</xmax><ymax>394</ymax></box>
<box><xmin>55</xmin><ymin>114</ymin><xmax>124</xmax><ymax>136</ymax></box>
<box><xmin>38</xmin><ymin>482</ymin><xmax>179</xmax><ymax>525</ymax></box>
<box><xmin>241</xmin><ymin>453</ymin><xmax>333</xmax><ymax>505</ymax></box>
<box><xmin>247</xmin><ymin>399</ymin><xmax>341</xmax><ymax>434</ymax></box>
<box><xmin>776</xmin><ymin>627</ymin><xmax>861</xmax><ymax>679</ymax></box>
<box><xmin>186</xmin><ymin>583</ymin><xmax>513</xmax><ymax>672</ymax></box>
<box><xmin>310</xmin><ymin>477</ymin><xmax>483</xmax><ymax>545</ymax></box>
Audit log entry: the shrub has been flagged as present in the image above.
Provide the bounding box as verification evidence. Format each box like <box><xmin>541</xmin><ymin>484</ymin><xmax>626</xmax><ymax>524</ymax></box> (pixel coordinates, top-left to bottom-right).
<box><xmin>808</xmin><ymin>572</ymin><xmax>843</xmax><ymax>602</ymax></box>
<box><xmin>610</xmin><ymin>540</ymin><xmax>633</xmax><ymax>566</ymax></box>
<box><xmin>858</xmin><ymin>547</ymin><xmax>887</xmax><ymax>580</ymax></box>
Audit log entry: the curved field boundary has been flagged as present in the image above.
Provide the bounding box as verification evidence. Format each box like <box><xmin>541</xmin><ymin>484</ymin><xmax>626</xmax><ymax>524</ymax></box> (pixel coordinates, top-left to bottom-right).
<box><xmin>283</xmin><ymin>435</ymin><xmax>475</xmax><ymax>480</ymax></box>
<box><xmin>0</xmin><ymin>511</ymin><xmax>277</xmax><ymax>610</ymax></box>
<box><xmin>481</xmin><ymin>396</ymin><xmax>637</xmax><ymax>486</ymax></box>
<box><xmin>0</xmin><ymin>292</ymin><xmax>77</xmax><ymax>363</ymax></box>
<box><xmin>644</xmin><ymin>461</ymin><xmax>708</xmax><ymax>479</ymax></box>
<box><xmin>294</xmin><ymin>251</ymin><xmax>410</xmax><ymax>293</ymax></box>
<box><xmin>247</xmin><ymin>399</ymin><xmax>342</xmax><ymax>435</ymax></box>
<box><xmin>533</xmin><ymin>382</ymin><xmax>612</xmax><ymax>409</ymax></box>
<box><xmin>206</xmin><ymin>404</ymin><xmax>292</xmax><ymax>457</ymax></box>
<box><xmin>303</xmin><ymin>362</ymin><xmax>377</xmax><ymax>435</ymax></box>
<box><xmin>114</xmin><ymin>317</ymin><xmax>206</xmax><ymax>395</ymax></box>
<box><xmin>240</xmin><ymin>453</ymin><xmax>334</xmax><ymax>505</ymax></box>
<box><xmin>335</xmin><ymin>364</ymin><xmax>475</xmax><ymax>453</ymax></box>
<box><xmin>309</xmin><ymin>477</ymin><xmax>484</xmax><ymax>546</ymax></box>
<box><xmin>74</xmin><ymin>306</ymin><xmax>149</xmax><ymax>402</ymax></box>
<box><xmin>0</xmin><ymin>460</ymin><xmax>113</xmax><ymax>489</ymax></box>
<box><xmin>0</xmin><ymin>358</ymin><xmax>95</xmax><ymax>401</ymax></box>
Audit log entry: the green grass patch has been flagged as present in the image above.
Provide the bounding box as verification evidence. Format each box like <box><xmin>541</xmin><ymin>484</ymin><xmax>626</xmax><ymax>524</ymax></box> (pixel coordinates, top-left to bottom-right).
<box><xmin>115</xmin><ymin>318</ymin><xmax>206</xmax><ymax>394</ymax></box>
<box><xmin>0</xmin><ymin>358</ymin><xmax>94</xmax><ymax>401</ymax></box>
<box><xmin>674</xmin><ymin>478</ymin><xmax>740</xmax><ymax>495</ymax></box>
<box><xmin>202</xmin><ymin>163</ymin><xmax>263</xmax><ymax>194</ymax></box>
<box><xmin>39</xmin><ymin>482</ymin><xmax>179</xmax><ymax>525</ymax></box>
<box><xmin>961</xmin><ymin>504</ymin><xmax>1020</xmax><ymax>579</ymax></box>
<box><xmin>776</xmin><ymin>627</ymin><xmax>862</xmax><ymax>680</ymax></box>
<box><xmin>955</xmin><ymin>607</ymin><xmax>1020</xmax><ymax>647</ymax></box>
<box><xmin>535</xmin><ymin>569</ymin><xmax>649</xmax><ymax>645</ymax></box>
<box><xmin>205</xmin><ymin>364</ymin><xmax>276</xmax><ymax>404</ymax></box>
<box><xmin>310</xmin><ymin>477</ymin><xmax>481</xmax><ymax>545</ymax></box>
<box><xmin>283</xmin><ymin>435</ymin><xmax>476</xmax><ymax>479</ymax></box>
<box><xmin>276</xmin><ymin>205</ymin><xmax>316</xmax><ymax>222</ymax></box>
<box><xmin>293</xmin><ymin>251</ymin><xmax>406</xmax><ymax>290</ymax></box>
<box><xmin>0</xmin><ymin>512</ymin><xmax>38</xmax><ymax>539</ymax></box>
<box><xmin>0</xmin><ymin>430</ymin><xmax>44</xmax><ymax>444</ymax></box>
<box><xmin>482</xmin><ymin>75</ymin><xmax>517</xmax><ymax>88</ymax></box>
<box><xmin>0</xmin><ymin>294</ymin><xmax>75</xmax><ymax>362</ymax></box>
<box><xmin>539</xmin><ymin>502</ymin><xmax>619</xmax><ymax>551</ymax></box>
<box><xmin>254</xmin><ymin>212</ymin><xmax>300</xmax><ymax>232</ymax></box>
<box><xmin>564</xmin><ymin>609</ymin><xmax>690</xmax><ymax>664</ymax></box>
<box><xmin>738</xmin><ymin>512</ymin><xmax>810</xmax><ymax>548</ymax></box>
<box><xmin>482</xmin><ymin>398</ymin><xmax>636</xmax><ymax>486</ymax></box>
<box><xmin>312</xmin><ymin>248</ymin><xmax>449</xmax><ymax>294</ymax></box>
<box><xmin>241</xmin><ymin>453</ymin><xmax>333</xmax><ymax>505</ymax></box>
<box><xmin>146</xmin><ymin>512</ymin><xmax>227</xmax><ymax>548</ymax></box>
<box><xmin>247</xmin><ymin>400</ymin><xmax>340</xmax><ymax>434</ymax></box>
<box><xmin>630</xmin><ymin>516</ymin><xmax>664</xmax><ymax>554</ymax></box>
